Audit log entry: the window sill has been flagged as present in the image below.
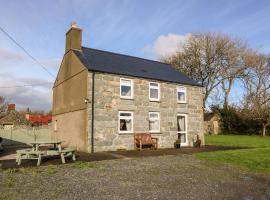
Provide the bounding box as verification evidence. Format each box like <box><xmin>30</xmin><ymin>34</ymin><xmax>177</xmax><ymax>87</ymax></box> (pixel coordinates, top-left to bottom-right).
<box><xmin>120</xmin><ymin>97</ymin><xmax>134</xmax><ymax>100</ymax></box>
<box><xmin>177</xmin><ymin>101</ymin><xmax>187</xmax><ymax>104</ymax></box>
<box><xmin>149</xmin><ymin>100</ymin><xmax>160</xmax><ymax>102</ymax></box>
<box><xmin>149</xmin><ymin>132</ymin><xmax>162</xmax><ymax>134</ymax></box>
<box><xmin>118</xmin><ymin>132</ymin><xmax>134</xmax><ymax>135</ymax></box>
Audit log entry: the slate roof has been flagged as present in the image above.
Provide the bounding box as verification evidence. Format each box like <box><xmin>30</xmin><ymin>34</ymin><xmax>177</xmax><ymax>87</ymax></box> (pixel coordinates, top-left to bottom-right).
<box><xmin>74</xmin><ymin>47</ymin><xmax>201</xmax><ymax>86</ymax></box>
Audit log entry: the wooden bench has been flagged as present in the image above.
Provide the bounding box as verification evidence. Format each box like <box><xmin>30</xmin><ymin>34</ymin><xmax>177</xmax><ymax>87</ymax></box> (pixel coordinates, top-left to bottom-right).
<box><xmin>134</xmin><ymin>133</ymin><xmax>158</xmax><ymax>151</ymax></box>
<box><xmin>58</xmin><ymin>148</ymin><xmax>76</xmax><ymax>164</ymax></box>
<box><xmin>16</xmin><ymin>149</ymin><xmax>44</xmax><ymax>166</ymax></box>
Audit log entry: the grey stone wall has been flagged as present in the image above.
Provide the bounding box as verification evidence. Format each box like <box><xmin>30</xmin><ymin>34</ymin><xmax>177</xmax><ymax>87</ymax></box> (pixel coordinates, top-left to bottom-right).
<box><xmin>88</xmin><ymin>72</ymin><xmax>204</xmax><ymax>152</ymax></box>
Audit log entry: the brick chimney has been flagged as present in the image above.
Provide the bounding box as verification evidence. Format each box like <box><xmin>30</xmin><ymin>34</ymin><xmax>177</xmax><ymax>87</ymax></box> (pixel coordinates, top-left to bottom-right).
<box><xmin>7</xmin><ymin>104</ymin><xmax>15</xmax><ymax>111</ymax></box>
<box><xmin>65</xmin><ymin>22</ymin><xmax>82</xmax><ymax>53</ymax></box>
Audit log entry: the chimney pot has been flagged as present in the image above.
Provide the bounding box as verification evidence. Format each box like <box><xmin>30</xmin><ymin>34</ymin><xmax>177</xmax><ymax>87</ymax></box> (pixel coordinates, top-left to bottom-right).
<box><xmin>71</xmin><ymin>21</ymin><xmax>77</xmax><ymax>28</ymax></box>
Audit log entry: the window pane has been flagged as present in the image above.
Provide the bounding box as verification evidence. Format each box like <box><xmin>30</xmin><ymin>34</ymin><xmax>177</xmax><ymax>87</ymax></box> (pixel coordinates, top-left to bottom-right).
<box><xmin>121</xmin><ymin>85</ymin><xmax>131</xmax><ymax>96</ymax></box>
<box><xmin>150</xmin><ymin>88</ymin><xmax>158</xmax><ymax>99</ymax></box>
<box><xmin>121</xmin><ymin>80</ymin><xmax>131</xmax><ymax>86</ymax></box>
<box><xmin>120</xmin><ymin>119</ymin><xmax>132</xmax><ymax>131</ymax></box>
<box><xmin>149</xmin><ymin>113</ymin><xmax>158</xmax><ymax>119</ymax></box>
<box><xmin>150</xmin><ymin>82</ymin><xmax>158</xmax><ymax>87</ymax></box>
<box><xmin>149</xmin><ymin>119</ymin><xmax>159</xmax><ymax>131</ymax></box>
<box><xmin>177</xmin><ymin>116</ymin><xmax>186</xmax><ymax>131</ymax></box>
<box><xmin>120</xmin><ymin>112</ymin><xmax>131</xmax><ymax>117</ymax></box>
<box><xmin>178</xmin><ymin>92</ymin><xmax>185</xmax><ymax>101</ymax></box>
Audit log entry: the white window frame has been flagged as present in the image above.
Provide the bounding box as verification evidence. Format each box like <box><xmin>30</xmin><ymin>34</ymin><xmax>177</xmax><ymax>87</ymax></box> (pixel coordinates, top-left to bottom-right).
<box><xmin>149</xmin><ymin>112</ymin><xmax>160</xmax><ymax>133</ymax></box>
<box><xmin>149</xmin><ymin>82</ymin><xmax>160</xmax><ymax>101</ymax></box>
<box><xmin>177</xmin><ymin>114</ymin><xmax>188</xmax><ymax>146</ymax></box>
<box><xmin>118</xmin><ymin>111</ymin><xmax>133</xmax><ymax>133</ymax></box>
<box><xmin>177</xmin><ymin>86</ymin><xmax>187</xmax><ymax>103</ymax></box>
<box><xmin>120</xmin><ymin>78</ymin><xmax>134</xmax><ymax>99</ymax></box>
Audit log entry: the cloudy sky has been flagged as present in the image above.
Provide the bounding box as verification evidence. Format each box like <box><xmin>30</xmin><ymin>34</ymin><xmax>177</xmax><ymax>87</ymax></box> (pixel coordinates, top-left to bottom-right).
<box><xmin>0</xmin><ymin>0</ymin><xmax>270</xmax><ymax>111</ymax></box>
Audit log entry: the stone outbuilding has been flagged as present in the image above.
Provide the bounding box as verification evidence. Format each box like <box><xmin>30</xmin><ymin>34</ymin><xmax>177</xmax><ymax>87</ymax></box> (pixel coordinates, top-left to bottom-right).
<box><xmin>52</xmin><ymin>23</ymin><xmax>204</xmax><ymax>152</ymax></box>
<box><xmin>204</xmin><ymin>113</ymin><xmax>220</xmax><ymax>135</ymax></box>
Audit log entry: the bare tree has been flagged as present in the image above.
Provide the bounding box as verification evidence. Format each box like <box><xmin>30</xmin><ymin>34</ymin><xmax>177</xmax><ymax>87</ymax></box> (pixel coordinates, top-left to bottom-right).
<box><xmin>162</xmin><ymin>33</ymin><xmax>246</xmax><ymax>108</ymax></box>
<box><xmin>0</xmin><ymin>96</ymin><xmax>7</xmax><ymax>117</ymax></box>
<box><xmin>218</xmin><ymin>36</ymin><xmax>248</xmax><ymax>109</ymax></box>
<box><xmin>243</xmin><ymin>52</ymin><xmax>270</xmax><ymax>136</ymax></box>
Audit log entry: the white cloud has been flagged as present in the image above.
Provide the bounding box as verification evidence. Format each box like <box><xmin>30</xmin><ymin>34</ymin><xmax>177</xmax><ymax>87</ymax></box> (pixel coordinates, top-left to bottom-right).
<box><xmin>0</xmin><ymin>48</ymin><xmax>24</xmax><ymax>61</ymax></box>
<box><xmin>142</xmin><ymin>33</ymin><xmax>192</xmax><ymax>58</ymax></box>
<box><xmin>0</xmin><ymin>73</ymin><xmax>52</xmax><ymax>111</ymax></box>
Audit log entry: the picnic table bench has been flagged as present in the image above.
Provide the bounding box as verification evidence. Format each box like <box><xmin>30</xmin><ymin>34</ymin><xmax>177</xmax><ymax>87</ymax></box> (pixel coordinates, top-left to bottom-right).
<box><xmin>16</xmin><ymin>141</ymin><xmax>76</xmax><ymax>166</ymax></box>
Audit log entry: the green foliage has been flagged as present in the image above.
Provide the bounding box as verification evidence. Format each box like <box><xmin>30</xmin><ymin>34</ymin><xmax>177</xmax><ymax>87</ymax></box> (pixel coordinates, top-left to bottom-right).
<box><xmin>211</xmin><ymin>105</ymin><xmax>262</xmax><ymax>135</ymax></box>
<box><xmin>43</xmin><ymin>165</ymin><xmax>57</xmax><ymax>175</ymax></box>
<box><xmin>68</xmin><ymin>161</ymin><xmax>96</xmax><ymax>169</ymax></box>
<box><xmin>4</xmin><ymin>168</ymin><xmax>16</xmax><ymax>187</ymax></box>
<box><xmin>197</xmin><ymin>135</ymin><xmax>270</xmax><ymax>172</ymax></box>
<box><xmin>197</xmin><ymin>147</ymin><xmax>270</xmax><ymax>172</ymax></box>
<box><xmin>205</xmin><ymin>134</ymin><xmax>270</xmax><ymax>148</ymax></box>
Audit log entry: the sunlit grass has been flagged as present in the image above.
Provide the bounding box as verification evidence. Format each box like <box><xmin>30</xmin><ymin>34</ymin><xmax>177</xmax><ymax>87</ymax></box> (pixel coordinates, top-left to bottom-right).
<box><xmin>197</xmin><ymin>135</ymin><xmax>270</xmax><ymax>172</ymax></box>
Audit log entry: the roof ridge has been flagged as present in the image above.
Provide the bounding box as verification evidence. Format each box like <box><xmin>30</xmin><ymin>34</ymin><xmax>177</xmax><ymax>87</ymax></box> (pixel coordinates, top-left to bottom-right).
<box><xmin>81</xmin><ymin>46</ymin><xmax>172</xmax><ymax>67</ymax></box>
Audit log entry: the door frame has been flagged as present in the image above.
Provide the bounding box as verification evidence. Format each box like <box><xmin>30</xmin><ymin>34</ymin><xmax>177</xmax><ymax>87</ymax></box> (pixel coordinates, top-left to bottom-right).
<box><xmin>177</xmin><ymin>113</ymin><xmax>188</xmax><ymax>146</ymax></box>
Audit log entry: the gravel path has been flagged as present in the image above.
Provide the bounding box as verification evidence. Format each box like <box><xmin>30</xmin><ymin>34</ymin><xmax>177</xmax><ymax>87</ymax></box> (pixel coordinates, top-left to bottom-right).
<box><xmin>1</xmin><ymin>154</ymin><xmax>270</xmax><ymax>200</ymax></box>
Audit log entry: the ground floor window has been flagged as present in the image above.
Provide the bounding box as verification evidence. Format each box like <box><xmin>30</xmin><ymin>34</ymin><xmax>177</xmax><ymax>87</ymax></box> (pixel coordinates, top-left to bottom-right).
<box><xmin>119</xmin><ymin>111</ymin><xmax>133</xmax><ymax>133</ymax></box>
<box><xmin>177</xmin><ymin>114</ymin><xmax>188</xmax><ymax>145</ymax></box>
<box><xmin>149</xmin><ymin>112</ymin><xmax>160</xmax><ymax>132</ymax></box>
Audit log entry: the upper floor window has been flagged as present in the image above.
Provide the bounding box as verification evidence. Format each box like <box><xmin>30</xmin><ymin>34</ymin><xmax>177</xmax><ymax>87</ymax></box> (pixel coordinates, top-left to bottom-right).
<box><xmin>120</xmin><ymin>78</ymin><xmax>133</xmax><ymax>99</ymax></box>
<box><xmin>177</xmin><ymin>86</ymin><xmax>186</xmax><ymax>103</ymax></box>
<box><xmin>149</xmin><ymin>82</ymin><xmax>160</xmax><ymax>101</ymax></box>
<box><xmin>119</xmin><ymin>111</ymin><xmax>133</xmax><ymax>133</ymax></box>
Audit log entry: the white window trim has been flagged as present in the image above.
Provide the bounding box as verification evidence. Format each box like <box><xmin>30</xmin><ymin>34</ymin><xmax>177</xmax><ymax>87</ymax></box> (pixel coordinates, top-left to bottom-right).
<box><xmin>149</xmin><ymin>112</ymin><xmax>160</xmax><ymax>133</ymax></box>
<box><xmin>177</xmin><ymin>86</ymin><xmax>187</xmax><ymax>103</ymax></box>
<box><xmin>149</xmin><ymin>82</ymin><xmax>160</xmax><ymax>101</ymax></box>
<box><xmin>177</xmin><ymin>114</ymin><xmax>188</xmax><ymax>146</ymax></box>
<box><xmin>118</xmin><ymin>111</ymin><xmax>133</xmax><ymax>134</ymax></box>
<box><xmin>120</xmin><ymin>78</ymin><xmax>134</xmax><ymax>99</ymax></box>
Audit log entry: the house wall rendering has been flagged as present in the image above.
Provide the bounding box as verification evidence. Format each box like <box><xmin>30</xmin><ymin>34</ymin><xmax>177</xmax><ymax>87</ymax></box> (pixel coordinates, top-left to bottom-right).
<box><xmin>52</xmin><ymin>49</ymin><xmax>89</xmax><ymax>152</ymax></box>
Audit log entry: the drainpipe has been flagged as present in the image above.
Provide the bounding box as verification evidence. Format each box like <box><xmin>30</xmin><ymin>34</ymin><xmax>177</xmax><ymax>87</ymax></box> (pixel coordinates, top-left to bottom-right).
<box><xmin>91</xmin><ymin>72</ymin><xmax>95</xmax><ymax>153</ymax></box>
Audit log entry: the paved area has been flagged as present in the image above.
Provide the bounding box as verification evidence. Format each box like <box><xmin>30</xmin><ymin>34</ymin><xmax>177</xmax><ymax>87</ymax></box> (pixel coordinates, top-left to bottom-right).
<box><xmin>0</xmin><ymin>154</ymin><xmax>269</xmax><ymax>200</ymax></box>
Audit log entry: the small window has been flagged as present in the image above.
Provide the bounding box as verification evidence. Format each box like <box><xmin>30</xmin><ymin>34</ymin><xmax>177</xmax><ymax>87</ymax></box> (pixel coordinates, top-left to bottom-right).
<box><xmin>149</xmin><ymin>112</ymin><xmax>160</xmax><ymax>133</ymax></box>
<box><xmin>177</xmin><ymin>87</ymin><xmax>186</xmax><ymax>103</ymax></box>
<box><xmin>120</xmin><ymin>78</ymin><xmax>133</xmax><ymax>99</ymax></box>
<box><xmin>119</xmin><ymin>111</ymin><xmax>133</xmax><ymax>133</ymax></box>
<box><xmin>149</xmin><ymin>82</ymin><xmax>160</xmax><ymax>101</ymax></box>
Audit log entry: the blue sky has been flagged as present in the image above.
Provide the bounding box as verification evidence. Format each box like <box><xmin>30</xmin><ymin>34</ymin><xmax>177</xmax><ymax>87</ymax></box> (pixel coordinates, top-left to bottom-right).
<box><xmin>0</xmin><ymin>0</ymin><xmax>270</xmax><ymax>110</ymax></box>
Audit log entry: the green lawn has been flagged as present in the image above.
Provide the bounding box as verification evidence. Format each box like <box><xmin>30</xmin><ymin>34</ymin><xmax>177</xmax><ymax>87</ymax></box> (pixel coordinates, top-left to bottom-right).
<box><xmin>205</xmin><ymin>134</ymin><xmax>270</xmax><ymax>148</ymax></box>
<box><xmin>196</xmin><ymin>135</ymin><xmax>270</xmax><ymax>172</ymax></box>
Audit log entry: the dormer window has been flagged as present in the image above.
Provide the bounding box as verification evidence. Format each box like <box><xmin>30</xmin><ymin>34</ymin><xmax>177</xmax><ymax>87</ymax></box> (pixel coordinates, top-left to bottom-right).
<box><xmin>149</xmin><ymin>82</ymin><xmax>160</xmax><ymax>101</ymax></box>
<box><xmin>120</xmin><ymin>78</ymin><xmax>133</xmax><ymax>99</ymax></box>
<box><xmin>177</xmin><ymin>86</ymin><xmax>186</xmax><ymax>103</ymax></box>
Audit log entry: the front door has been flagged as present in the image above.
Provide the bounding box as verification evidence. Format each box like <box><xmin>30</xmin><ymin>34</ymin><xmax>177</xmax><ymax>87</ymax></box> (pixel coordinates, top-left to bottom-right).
<box><xmin>177</xmin><ymin>114</ymin><xmax>188</xmax><ymax>146</ymax></box>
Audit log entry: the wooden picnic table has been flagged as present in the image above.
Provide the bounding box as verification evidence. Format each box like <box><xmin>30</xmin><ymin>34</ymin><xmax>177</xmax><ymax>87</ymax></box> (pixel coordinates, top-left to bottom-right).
<box><xmin>16</xmin><ymin>140</ymin><xmax>76</xmax><ymax>166</ymax></box>
<box><xmin>30</xmin><ymin>140</ymin><xmax>64</xmax><ymax>151</ymax></box>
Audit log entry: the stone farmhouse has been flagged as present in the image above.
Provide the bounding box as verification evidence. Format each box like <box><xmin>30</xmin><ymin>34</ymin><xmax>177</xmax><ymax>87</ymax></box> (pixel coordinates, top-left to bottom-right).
<box><xmin>52</xmin><ymin>23</ymin><xmax>204</xmax><ymax>152</ymax></box>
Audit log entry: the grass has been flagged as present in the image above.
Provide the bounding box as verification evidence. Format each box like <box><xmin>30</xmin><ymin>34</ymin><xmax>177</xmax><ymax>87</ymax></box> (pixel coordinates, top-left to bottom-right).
<box><xmin>67</xmin><ymin>161</ymin><xmax>96</xmax><ymax>169</ymax></box>
<box><xmin>205</xmin><ymin>134</ymin><xmax>270</xmax><ymax>148</ymax></box>
<box><xmin>197</xmin><ymin>135</ymin><xmax>270</xmax><ymax>172</ymax></box>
